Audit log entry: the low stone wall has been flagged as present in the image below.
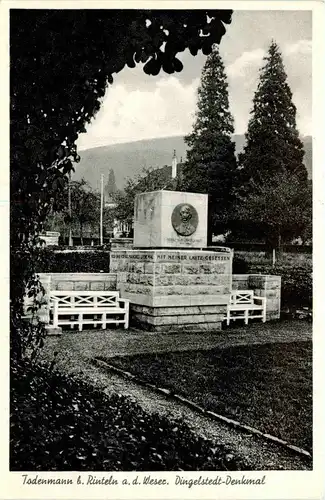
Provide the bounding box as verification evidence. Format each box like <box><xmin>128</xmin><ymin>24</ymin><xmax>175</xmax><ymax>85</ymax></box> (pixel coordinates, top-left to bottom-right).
<box><xmin>43</xmin><ymin>273</ymin><xmax>117</xmax><ymax>292</ymax></box>
<box><xmin>24</xmin><ymin>271</ymin><xmax>281</xmax><ymax>330</ymax></box>
<box><xmin>110</xmin><ymin>238</ymin><xmax>133</xmax><ymax>249</ymax></box>
<box><xmin>25</xmin><ymin>273</ymin><xmax>118</xmax><ymax>324</ymax></box>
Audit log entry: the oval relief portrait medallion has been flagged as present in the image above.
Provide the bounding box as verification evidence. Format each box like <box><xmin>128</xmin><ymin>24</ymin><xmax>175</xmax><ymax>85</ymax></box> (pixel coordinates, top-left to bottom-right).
<box><xmin>171</xmin><ymin>203</ymin><xmax>198</xmax><ymax>236</ymax></box>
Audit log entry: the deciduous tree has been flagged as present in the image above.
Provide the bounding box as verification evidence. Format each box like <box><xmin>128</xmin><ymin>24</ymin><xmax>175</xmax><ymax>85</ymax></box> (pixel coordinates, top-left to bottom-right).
<box><xmin>233</xmin><ymin>172</ymin><xmax>312</xmax><ymax>250</ymax></box>
<box><xmin>112</xmin><ymin>166</ymin><xmax>170</xmax><ymax>228</ymax></box>
<box><xmin>69</xmin><ymin>179</ymin><xmax>100</xmax><ymax>245</ymax></box>
<box><xmin>10</xmin><ymin>9</ymin><xmax>232</xmax><ymax>358</ymax></box>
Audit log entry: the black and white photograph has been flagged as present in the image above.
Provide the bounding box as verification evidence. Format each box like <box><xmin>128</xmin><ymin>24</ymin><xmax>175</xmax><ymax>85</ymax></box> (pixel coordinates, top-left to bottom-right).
<box><xmin>3</xmin><ymin>1</ymin><xmax>324</xmax><ymax>498</ymax></box>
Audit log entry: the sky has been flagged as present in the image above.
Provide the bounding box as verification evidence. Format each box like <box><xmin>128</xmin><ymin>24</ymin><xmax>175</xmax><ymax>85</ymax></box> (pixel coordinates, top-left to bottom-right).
<box><xmin>77</xmin><ymin>10</ymin><xmax>312</xmax><ymax>151</ymax></box>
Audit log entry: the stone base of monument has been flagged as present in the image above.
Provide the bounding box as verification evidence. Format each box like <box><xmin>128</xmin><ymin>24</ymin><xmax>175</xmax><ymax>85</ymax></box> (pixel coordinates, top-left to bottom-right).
<box><xmin>130</xmin><ymin>304</ymin><xmax>227</xmax><ymax>332</ymax></box>
<box><xmin>110</xmin><ymin>248</ymin><xmax>233</xmax><ymax>333</ymax></box>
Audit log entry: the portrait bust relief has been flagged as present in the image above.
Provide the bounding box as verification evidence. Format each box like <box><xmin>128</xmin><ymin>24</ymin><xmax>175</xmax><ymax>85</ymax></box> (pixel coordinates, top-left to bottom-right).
<box><xmin>171</xmin><ymin>203</ymin><xmax>198</xmax><ymax>236</ymax></box>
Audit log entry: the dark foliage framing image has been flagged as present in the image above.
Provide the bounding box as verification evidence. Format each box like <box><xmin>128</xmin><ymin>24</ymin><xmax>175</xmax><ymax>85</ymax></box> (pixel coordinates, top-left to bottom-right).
<box><xmin>10</xmin><ymin>7</ymin><xmax>313</xmax><ymax>474</ymax></box>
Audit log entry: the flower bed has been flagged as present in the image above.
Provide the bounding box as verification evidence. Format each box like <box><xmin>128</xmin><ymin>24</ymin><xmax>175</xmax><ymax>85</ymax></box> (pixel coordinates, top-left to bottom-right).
<box><xmin>10</xmin><ymin>359</ymin><xmax>249</xmax><ymax>471</ymax></box>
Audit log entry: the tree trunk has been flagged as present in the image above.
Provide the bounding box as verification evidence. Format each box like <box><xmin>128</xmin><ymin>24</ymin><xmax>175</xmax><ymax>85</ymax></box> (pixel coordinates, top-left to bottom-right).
<box><xmin>266</xmin><ymin>232</ymin><xmax>282</xmax><ymax>262</ymax></box>
<box><xmin>277</xmin><ymin>232</ymin><xmax>282</xmax><ymax>256</ymax></box>
<box><xmin>264</xmin><ymin>236</ymin><xmax>274</xmax><ymax>259</ymax></box>
<box><xmin>80</xmin><ymin>223</ymin><xmax>83</xmax><ymax>246</ymax></box>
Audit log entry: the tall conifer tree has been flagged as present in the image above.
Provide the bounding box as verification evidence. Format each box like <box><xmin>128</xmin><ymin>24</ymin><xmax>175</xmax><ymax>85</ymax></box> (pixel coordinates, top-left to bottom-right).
<box><xmin>181</xmin><ymin>45</ymin><xmax>237</xmax><ymax>238</ymax></box>
<box><xmin>106</xmin><ymin>169</ymin><xmax>117</xmax><ymax>196</ymax></box>
<box><xmin>235</xmin><ymin>41</ymin><xmax>309</xmax><ymax>249</ymax></box>
<box><xmin>238</xmin><ymin>41</ymin><xmax>307</xmax><ymax>186</ymax></box>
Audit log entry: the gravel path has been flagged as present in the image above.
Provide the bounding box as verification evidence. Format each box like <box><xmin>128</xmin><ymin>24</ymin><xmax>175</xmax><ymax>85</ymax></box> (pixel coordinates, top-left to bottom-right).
<box><xmin>42</xmin><ymin>319</ymin><xmax>311</xmax><ymax>361</ymax></box>
<box><xmin>39</xmin><ymin>320</ymin><xmax>312</xmax><ymax>470</ymax></box>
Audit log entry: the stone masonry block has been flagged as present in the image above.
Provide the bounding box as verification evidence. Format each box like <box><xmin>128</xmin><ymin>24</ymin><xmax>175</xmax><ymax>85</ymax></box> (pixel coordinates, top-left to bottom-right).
<box><xmin>165</xmin><ymin>286</ymin><xmax>184</xmax><ymax>295</ymax></box>
<box><xmin>183</xmin><ymin>264</ymin><xmax>200</xmax><ymax>274</ymax></box>
<box><xmin>264</xmin><ymin>289</ymin><xmax>280</xmax><ymax>299</ymax></box>
<box><xmin>232</xmin><ymin>275</ymin><xmax>250</xmax><ymax>290</ymax></box>
<box><xmin>124</xmin><ymin>284</ymin><xmax>152</xmax><ymax>295</ymax></box>
<box><xmin>152</xmin><ymin>263</ymin><xmax>162</xmax><ymax>274</ymax></box>
<box><xmin>160</xmin><ymin>307</ymin><xmax>188</xmax><ymax>316</ymax></box>
<box><xmin>116</xmin><ymin>272</ymin><xmax>127</xmax><ymax>284</ymax></box>
<box><xmin>249</xmin><ymin>276</ymin><xmax>266</xmax><ymax>289</ymax></box>
<box><xmin>266</xmin><ymin>298</ymin><xmax>281</xmax><ymax>311</ymax></box>
<box><xmin>74</xmin><ymin>281</ymin><xmax>89</xmax><ymax>291</ymax></box>
<box><xmin>132</xmin><ymin>305</ymin><xmax>185</xmax><ymax>316</ymax></box>
<box><xmin>173</xmin><ymin>275</ymin><xmax>210</xmax><ymax>285</ymax></box>
<box><xmin>134</xmin><ymin>262</ymin><xmax>145</xmax><ymax>273</ymax></box>
<box><xmin>90</xmin><ymin>282</ymin><xmax>105</xmax><ymax>291</ymax></box>
<box><xmin>152</xmin><ymin>284</ymin><xmax>229</xmax><ymax>296</ymax></box>
<box><xmin>173</xmin><ymin>275</ymin><xmax>191</xmax><ymax>286</ymax></box>
<box><xmin>105</xmin><ymin>280</ymin><xmax>118</xmax><ymax>290</ymax></box>
<box><xmin>113</xmin><ymin>260</ymin><xmax>128</xmax><ymax>272</ymax></box>
<box><xmin>208</xmin><ymin>275</ymin><xmax>230</xmax><ymax>286</ymax></box>
<box><xmin>198</xmin><ymin>285</ymin><xmax>229</xmax><ymax>295</ymax></box>
<box><xmin>198</xmin><ymin>305</ymin><xmax>227</xmax><ymax>314</ymax></box>
<box><xmin>139</xmin><ymin>274</ymin><xmax>154</xmax><ymax>286</ymax></box>
<box><xmin>128</xmin><ymin>262</ymin><xmax>145</xmax><ymax>274</ymax></box>
<box><xmin>150</xmin><ymin>316</ymin><xmax>176</xmax><ymax>326</ymax></box>
<box><xmin>204</xmin><ymin>313</ymin><xmax>225</xmax><ymax>323</ymax></box>
<box><xmin>265</xmin><ymin>282</ymin><xmax>281</xmax><ymax>291</ymax></box>
<box><xmin>193</xmin><ymin>275</ymin><xmax>211</xmax><ymax>285</ymax></box>
<box><xmin>266</xmin><ymin>276</ymin><xmax>281</xmax><ymax>283</ymax></box>
<box><xmin>161</xmin><ymin>263</ymin><xmax>182</xmax><ymax>274</ymax></box>
<box><xmin>126</xmin><ymin>274</ymin><xmax>139</xmax><ymax>284</ymax></box>
<box><xmin>199</xmin><ymin>264</ymin><xmax>214</xmax><ymax>274</ymax></box>
<box><xmin>57</xmin><ymin>281</ymin><xmax>74</xmax><ymax>291</ymax></box>
<box><xmin>177</xmin><ymin>314</ymin><xmax>206</xmax><ymax>324</ymax></box>
<box><xmin>155</xmin><ymin>275</ymin><xmax>175</xmax><ymax>286</ymax></box>
<box><xmin>144</xmin><ymin>263</ymin><xmax>154</xmax><ymax>274</ymax></box>
<box><xmin>212</xmin><ymin>263</ymin><xmax>228</xmax><ymax>274</ymax></box>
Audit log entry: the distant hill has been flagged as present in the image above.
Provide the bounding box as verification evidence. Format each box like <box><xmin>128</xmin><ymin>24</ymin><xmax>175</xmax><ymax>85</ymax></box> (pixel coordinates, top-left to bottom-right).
<box><xmin>74</xmin><ymin>135</ymin><xmax>312</xmax><ymax>190</ymax></box>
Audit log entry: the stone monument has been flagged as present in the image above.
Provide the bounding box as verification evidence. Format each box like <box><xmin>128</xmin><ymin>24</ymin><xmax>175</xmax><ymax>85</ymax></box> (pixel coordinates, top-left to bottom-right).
<box><xmin>133</xmin><ymin>190</ymin><xmax>207</xmax><ymax>248</ymax></box>
<box><xmin>110</xmin><ymin>190</ymin><xmax>233</xmax><ymax>332</ymax></box>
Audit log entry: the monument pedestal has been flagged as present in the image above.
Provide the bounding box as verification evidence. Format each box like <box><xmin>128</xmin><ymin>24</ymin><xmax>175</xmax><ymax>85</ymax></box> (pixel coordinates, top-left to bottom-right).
<box><xmin>110</xmin><ymin>248</ymin><xmax>233</xmax><ymax>332</ymax></box>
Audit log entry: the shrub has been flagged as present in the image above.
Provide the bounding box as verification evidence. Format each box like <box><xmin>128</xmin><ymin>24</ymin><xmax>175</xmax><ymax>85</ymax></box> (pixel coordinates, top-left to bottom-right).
<box><xmin>273</xmin><ymin>264</ymin><xmax>312</xmax><ymax>311</ymax></box>
<box><xmin>232</xmin><ymin>255</ymin><xmax>249</xmax><ymax>274</ymax></box>
<box><xmin>35</xmin><ymin>249</ymin><xmax>110</xmax><ymax>273</ymax></box>
<box><xmin>10</xmin><ymin>359</ymin><xmax>249</xmax><ymax>471</ymax></box>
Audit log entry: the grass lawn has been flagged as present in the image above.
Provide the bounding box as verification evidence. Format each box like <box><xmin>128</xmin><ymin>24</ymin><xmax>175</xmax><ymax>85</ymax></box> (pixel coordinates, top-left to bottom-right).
<box><xmin>105</xmin><ymin>341</ymin><xmax>312</xmax><ymax>452</ymax></box>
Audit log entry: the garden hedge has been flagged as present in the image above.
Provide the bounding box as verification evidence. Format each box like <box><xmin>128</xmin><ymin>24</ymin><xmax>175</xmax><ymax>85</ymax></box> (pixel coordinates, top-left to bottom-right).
<box><xmin>232</xmin><ymin>255</ymin><xmax>250</xmax><ymax>274</ymax></box>
<box><xmin>35</xmin><ymin>249</ymin><xmax>311</xmax><ymax>311</ymax></box>
<box><xmin>35</xmin><ymin>249</ymin><xmax>110</xmax><ymax>273</ymax></box>
<box><xmin>10</xmin><ymin>358</ymin><xmax>249</xmax><ymax>471</ymax></box>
